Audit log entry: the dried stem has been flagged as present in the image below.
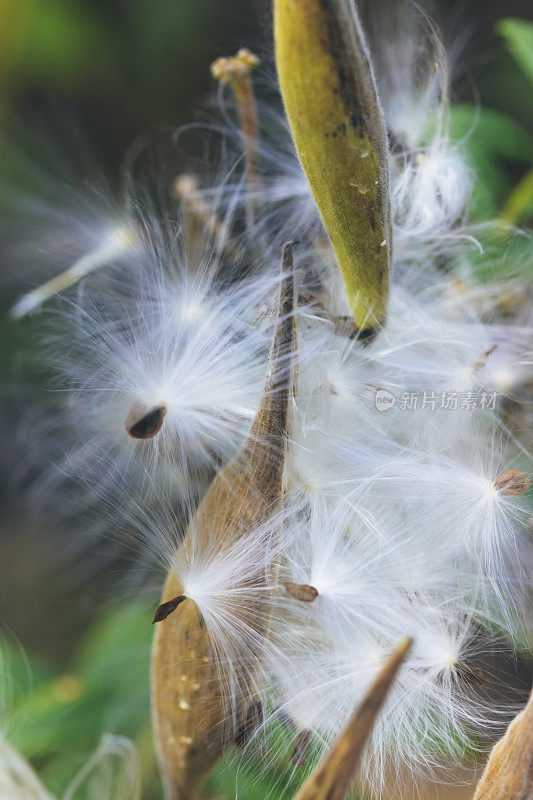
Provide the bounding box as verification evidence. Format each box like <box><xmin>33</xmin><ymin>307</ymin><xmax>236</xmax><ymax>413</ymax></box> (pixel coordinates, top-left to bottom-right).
<box><xmin>211</xmin><ymin>48</ymin><xmax>261</xmax><ymax>227</ymax></box>
<box><xmin>174</xmin><ymin>173</ymin><xmax>243</xmax><ymax>266</ymax></box>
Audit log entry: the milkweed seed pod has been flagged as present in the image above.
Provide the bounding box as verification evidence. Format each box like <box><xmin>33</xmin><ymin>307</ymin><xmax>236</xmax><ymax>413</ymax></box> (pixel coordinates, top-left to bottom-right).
<box><xmin>151</xmin><ymin>245</ymin><xmax>296</xmax><ymax>800</ymax></box>
<box><xmin>274</xmin><ymin>0</ymin><xmax>391</xmax><ymax>332</ymax></box>
<box><xmin>473</xmin><ymin>684</ymin><xmax>533</xmax><ymax>800</ymax></box>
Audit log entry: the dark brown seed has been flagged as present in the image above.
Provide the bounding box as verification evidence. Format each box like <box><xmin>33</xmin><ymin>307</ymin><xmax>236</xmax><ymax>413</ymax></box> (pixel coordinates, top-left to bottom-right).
<box><xmin>493</xmin><ymin>470</ymin><xmax>531</xmax><ymax>495</ymax></box>
<box><xmin>152</xmin><ymin>595</ymin><xmax>186</xmax><ymax>624</ymax></box>
<box><xmin>456</xmin><ymin>665</ymin><xmax>488</xmax><ymax>686</ymax></box>
<box><xmin>234</xmin><ymin>700</ymin><xmax>262</xmax><ymax>748</ymax></box>
<box><xmin>126</xmin><ymin>403</ymin><xmax>167</xmax><ymax>439</ymax></box>
<box><xmin>284</xmin><ymin>582</ymin><xmax>319</xmax><ymax>603</ymax></box>
<box><xmin>473</xmin><ymin>343</ymin><xmax>498</xmax><ymax>371</ymax></box>
<box><xmin>291</xmin><ymin>729</ymin><xmax>313</xmax><ymax>767</ymax></box>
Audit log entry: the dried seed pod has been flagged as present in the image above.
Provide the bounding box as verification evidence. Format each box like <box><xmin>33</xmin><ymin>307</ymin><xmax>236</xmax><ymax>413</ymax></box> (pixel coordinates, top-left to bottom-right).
<box><xmin>152</xmin><ymin>244</ymin><xmax>296</xmax><ymax>800</ymax></box>
<box><xmin>493</xmin><ymin>470</ymin><xmax>531</xmax><ymax>495</ymax></box>
<box><xmin>284</xmin><ymin>582</ymin><xmax>319</xmax><ymax>603</ymax></box>
<box><xmin>473</xmin><ymin>685</ymin><xmax>533</xmax><ymax>800</ymax></box>
<box><xmin>291</xmin><ymin>638</ymin><xmax>412</xmax><ymax>800</ymax></box>
<box><xmin>274</xmin><ymin>0</ymin><xmax>391</xmax><ymax>332</ymax></box>
<box><xmin>125</xmin><ymin>402</ymin><xmax>167</xmax><ymax>440</ymax></box>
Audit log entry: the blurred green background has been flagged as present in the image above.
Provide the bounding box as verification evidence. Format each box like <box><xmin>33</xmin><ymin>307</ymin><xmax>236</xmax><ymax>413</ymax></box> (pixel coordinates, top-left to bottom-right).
<box><xmin>0</xmin><ymin>1</ymin><xmax>532</xmax><ymax>798</ymax></box>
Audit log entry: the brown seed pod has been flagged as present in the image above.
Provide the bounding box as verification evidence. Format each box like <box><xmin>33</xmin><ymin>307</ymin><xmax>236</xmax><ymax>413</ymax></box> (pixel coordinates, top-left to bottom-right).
<box><xmin>473</xmin><ymin>685</ymin><xmax>533</xmax><ymax>800</ymax></box>
<box><xmin>125</xmin><ymin>402</ymin><xmax>167</xmax><ymax>439</ymax></box>
<box><xmin>151</xmin><ymin>244</ymin><xmax>296</xmax><ymax>800</ymax></box>
<box><xmin>284</xmin><ymin>582</ymin><xmax>319</xmax><ymax>603</ymax></box>
<box><xmin>291</xmin><ymin>638</ymin><xmax>412</xmax><ymax>800</ymax></box>
<box><xmin>493</xmin><ymin>470</ymin><xmax>531</xmax><ymax>495</ymax></box>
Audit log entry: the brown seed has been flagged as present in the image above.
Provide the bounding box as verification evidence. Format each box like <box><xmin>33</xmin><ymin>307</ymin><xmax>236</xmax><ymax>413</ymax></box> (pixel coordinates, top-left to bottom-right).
<box><xmin>284</xmin><ymin>582</ymin><xmax>319</xmax><ymax>603</ymax></box>
<box><xmin>473</xmin><ymin>343</ymin><xmax>498</xmax><ymax>371</ymax></box>
<box><xmin>291</xmin><ymin>729</ymin><xmax>313</xmax><ymax>767</ymax></box>
<box><xmin>152</xmin><ymin>595</ymin><xmax>186</xmax><ymax>624</ymax></box>
<box><xmin>234</xmin><ymin>700</ymin><xmax>262</xmax><ymax>748</ymax></box>
<box><xmin>493</xmin><ymin>470</ymin><xmax>531</xmax><ymax>495</ymax></box>
<box><xmin>456</xmin><ymin>665</ymin><xmax>488</xmax><ymax>686</ymax></box>
<box><xmin>126</xmin><ymin>402</ymin><xmax>167</xmax><ymax>439</ymax></box>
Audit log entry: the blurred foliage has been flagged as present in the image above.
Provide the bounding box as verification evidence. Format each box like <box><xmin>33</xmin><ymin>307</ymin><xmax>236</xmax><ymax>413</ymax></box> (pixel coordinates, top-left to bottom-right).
<box><xmin>449</xmin><ymin>105</ymin><xmax>532</xmax><ymax>219</ymax></box>
<box><xmin>0</xmin><ymin>600</ymin><xmax>316</xmax><ymax>800</ymax></box>
<box><xmin>496</xmin><ymin>18</ymin><xmax>533</xmax><ymax>225</ymax></box>
<box><xmin>498</xmin><ymin>18</ymin><xmax>533</xmax><ymax>85</ymax></box>
<box><xmin>0</xmin><ymin>4</ymin><xmax>532</xmax><ymax>800</ymax></box>
<box><xmin>2</xmin><ymin>601</ymin><xmax>156</xmax><ymax>798</ymax></box>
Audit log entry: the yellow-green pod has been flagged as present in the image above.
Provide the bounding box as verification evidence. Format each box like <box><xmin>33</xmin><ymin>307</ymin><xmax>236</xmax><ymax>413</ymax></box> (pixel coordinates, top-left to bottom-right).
<box><xmin>274</xmin><ymin>0</ymin><xmax>391</xmax><ymax>333</ymax></box>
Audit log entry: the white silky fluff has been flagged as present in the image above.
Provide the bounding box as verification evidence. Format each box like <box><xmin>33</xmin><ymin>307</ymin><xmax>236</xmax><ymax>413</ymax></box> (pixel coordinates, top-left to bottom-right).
<box><xmin>22</xmin><ymin>216</ymin><xmax>278</xmax><ymax>548</ymax></box>
<box><xmin>10</xmin><ymin>0</ymin><xmax>533</xmax><ymax>795</ymax></box>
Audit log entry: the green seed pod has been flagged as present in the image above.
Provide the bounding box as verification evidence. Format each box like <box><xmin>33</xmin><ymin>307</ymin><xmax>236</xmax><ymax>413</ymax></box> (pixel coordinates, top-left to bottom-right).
<box><xmin>274</xmin><ymin>0</ymin><xmax>391</xmax><ymax>333</ymax></box>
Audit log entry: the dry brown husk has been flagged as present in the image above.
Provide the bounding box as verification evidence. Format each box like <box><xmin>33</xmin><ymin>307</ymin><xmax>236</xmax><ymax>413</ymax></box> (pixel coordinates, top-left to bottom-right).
<box><xmin>151</xmin><ymin>245</ymin><xmax>296</xmax><ymax>800</ymax></box>
<box><xmin>473</xmin><ymin>684</ymin><xmax>533</xmax><ymax>800</ymax></box>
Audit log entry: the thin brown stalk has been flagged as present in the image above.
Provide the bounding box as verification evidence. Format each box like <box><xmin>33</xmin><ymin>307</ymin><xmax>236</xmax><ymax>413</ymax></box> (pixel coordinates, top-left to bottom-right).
<box><xmin>174</xmin><ymin>173</ymin><xmax>243</xmax><ymax>266</ymax></box>
<box><xmin>211</xmin><ymin>48</ymin><xmax>261</xmax><ymax>226</ymax></box>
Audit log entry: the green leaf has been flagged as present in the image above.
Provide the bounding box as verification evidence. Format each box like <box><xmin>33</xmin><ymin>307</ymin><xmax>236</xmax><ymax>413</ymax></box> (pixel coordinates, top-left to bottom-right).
<box><xmin>448</xmin><ymin>105</ymin><xmax>533</xmax><ymax>218</ymax></box>
<box><xmin>500</xmin><ymin>166</ymin><xmax>533</xmax><ymax>225</ymax></box>
<box><xmin>498</xmin><ymin>18</ymin><xmax>533</xmax><ymax>86</ymax></box>
<box><xmin>12</xmin><ymin>0</ymin><xmax>113</xmax><ymax>89</ymax></box>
